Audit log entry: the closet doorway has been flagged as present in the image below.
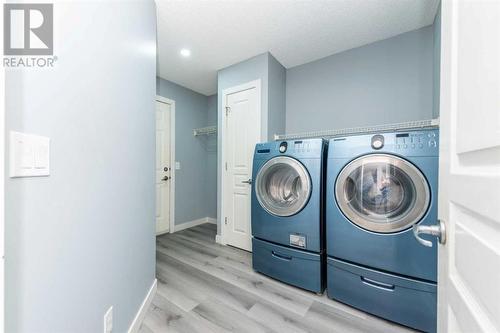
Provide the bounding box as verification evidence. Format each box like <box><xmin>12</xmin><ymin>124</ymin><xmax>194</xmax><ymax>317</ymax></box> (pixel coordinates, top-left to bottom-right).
<box><xmin>156</xmin><ymin>96</ymin><xmax>175</xmax><ymax>235</ymax></box>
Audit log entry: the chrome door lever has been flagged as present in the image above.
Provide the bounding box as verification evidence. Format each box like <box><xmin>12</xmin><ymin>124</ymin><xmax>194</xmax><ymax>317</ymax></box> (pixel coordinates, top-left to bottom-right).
<box><xmin>241</xmin><ymin>179</ymin><xmax>252</xmax><ymax>185</ymax></box>
<box><xmin>162</xmin><ymin>176</ymin><xmax>170</xmax><ymax>181</ymax></box>
<box><xmin>413</xmin><ymin>220</ymin><xmax>446</xmax><ymax>247</ymax></box>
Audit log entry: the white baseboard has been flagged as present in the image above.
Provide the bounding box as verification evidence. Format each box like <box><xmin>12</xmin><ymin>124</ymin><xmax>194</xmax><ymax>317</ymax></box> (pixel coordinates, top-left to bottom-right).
<box><xmin>173</xmin><ymin>217</ymin><xmax>215</xmax><ymax>232</ymax></box>
<box><xmin>127</xmin><ymin>279</ymin><xmax>157</xmax><ymax>333</ymax></box>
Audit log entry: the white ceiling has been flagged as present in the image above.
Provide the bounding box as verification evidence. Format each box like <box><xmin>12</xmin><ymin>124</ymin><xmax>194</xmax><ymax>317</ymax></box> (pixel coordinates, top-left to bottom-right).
<box><xmin>156</xmin><ymin>0</ymin><xmax>439</xmax><ymax>96</ymax></box>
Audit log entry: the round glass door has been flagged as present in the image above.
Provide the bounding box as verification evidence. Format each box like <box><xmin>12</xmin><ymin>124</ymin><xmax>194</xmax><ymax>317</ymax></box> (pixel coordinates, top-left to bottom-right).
<box><xmin>335</xmin><ymin>154</ymin><xmax>430</xmax><ymax>233</ymax></box>
<box><xmin>255</xmin><ymin>156</ymin><xmax>312</xmax><ymax>217</ymax></box>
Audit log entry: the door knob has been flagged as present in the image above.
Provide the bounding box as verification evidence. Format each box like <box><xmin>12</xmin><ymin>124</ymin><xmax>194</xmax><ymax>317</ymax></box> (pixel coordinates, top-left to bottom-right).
<box><xmin>241</xmin><ymin>178</ymin><xmax>252</xmax><ymax>185</ymax></box>
<box><xmin>413</xmin><ymin>220</ymin><xmax>446</xmax><ymax>247</ymax></box>
<box><xmin>162</xmin><ymin>176</ymin><xmax>170</xmax><ymax>181</ymax></box>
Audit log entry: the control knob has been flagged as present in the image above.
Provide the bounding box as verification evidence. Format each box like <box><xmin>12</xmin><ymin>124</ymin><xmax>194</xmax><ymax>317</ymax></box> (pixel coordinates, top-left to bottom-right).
<box><xmin>371</xmin><ymin>135</ymin><xmax>384</xmax><ymax>150</ymax></box>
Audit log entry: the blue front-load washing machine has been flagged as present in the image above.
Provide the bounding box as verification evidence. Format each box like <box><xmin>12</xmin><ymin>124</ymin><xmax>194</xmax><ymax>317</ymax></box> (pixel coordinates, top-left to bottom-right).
<box><xmin>326</xmin><ymin>129</ymin><xmax>439</xmax><ymax>333</ymax></box>
<box><xmin>251</xmin><ymin>139</ymin><xmax>326</xmax><ymax>293</ymax></box>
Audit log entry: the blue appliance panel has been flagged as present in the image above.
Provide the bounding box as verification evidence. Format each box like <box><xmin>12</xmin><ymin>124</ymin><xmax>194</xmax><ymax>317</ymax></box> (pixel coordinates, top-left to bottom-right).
<box><xmin>251</xmin><ymin>139</ymin><xmax>326</xmax><ymax>252</ymax></box>
<box><xmin>253</xmin><ymin>238</ymin><xmax>324</xmax><ymax>293</ymax></box>
<box><xmin>327</xmin><ymin>257</ymin><xmax>436</xmax><ymax>333</ymax></box>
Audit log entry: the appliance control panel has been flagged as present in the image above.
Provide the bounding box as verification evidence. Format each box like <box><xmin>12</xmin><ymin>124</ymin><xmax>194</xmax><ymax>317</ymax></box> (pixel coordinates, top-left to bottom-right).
<box><xmin>394</xmin><ymin>131</ymin><xmax>438</xmax><ymax>150</ymax></box>
<box><xmin>329</xmin><ymin>129</ymin><xmax>438</xmax><ymax>158</ymax></box>
<box><xmin>292</xmin><ymin>140</ymin><xmax>313</xmax><ymax>153</ymax></box>
<box><xmin>255</xmin><ymin>138</ymin><xmax>324</xmax><ymax>159</ymax></box>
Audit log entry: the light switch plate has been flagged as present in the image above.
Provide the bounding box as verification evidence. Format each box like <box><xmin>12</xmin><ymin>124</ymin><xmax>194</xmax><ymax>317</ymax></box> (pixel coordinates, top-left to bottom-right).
<box><xmin>175</xmin><ymin>161</ymin><xmax>181</xmax><ymax>170</ymax></box>
<box><xmin>10</xmin><ymin>131</ymin><xmax>50</xmax><ymax>178</ymax></box>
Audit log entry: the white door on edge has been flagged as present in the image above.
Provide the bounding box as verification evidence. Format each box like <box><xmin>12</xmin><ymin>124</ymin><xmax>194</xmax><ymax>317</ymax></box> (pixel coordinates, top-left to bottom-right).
<box><xmin>156</xmin><ymin>100</ymin><xmax>171</xmax><ymax>234</ymax></box>
<box><xmin>438</xmin><ymin>1</ymin><xmax>500</xmax><ymax>332</ymax></box>
<box><xmin>224</xmin><ymin>86</ymin><xmax>260</xmax><ymax>251</ymax></box>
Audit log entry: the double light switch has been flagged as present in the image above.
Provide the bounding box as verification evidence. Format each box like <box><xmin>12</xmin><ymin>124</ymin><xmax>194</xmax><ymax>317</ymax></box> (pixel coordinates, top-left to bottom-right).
<box><xmin>10</xmin><ymin>131</ymin><xmax>50</xmax><ymax>177</ymax></box>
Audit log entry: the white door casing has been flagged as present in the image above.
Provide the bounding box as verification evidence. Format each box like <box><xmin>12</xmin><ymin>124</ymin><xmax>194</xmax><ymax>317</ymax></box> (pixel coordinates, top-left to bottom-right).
<box><xmin>438</xmin><ymin>1</ymin><xmax>500</xmax><ymax>332</ymax></box>
<box><xmin>221</xmin><ymin>80</ymin><xmax>261</xmax><ymax>251</ymax></box>
<box><xmin>156</xmin><ymin>97</ymin><xmax>175</xmax><ymax>235</ymax></box>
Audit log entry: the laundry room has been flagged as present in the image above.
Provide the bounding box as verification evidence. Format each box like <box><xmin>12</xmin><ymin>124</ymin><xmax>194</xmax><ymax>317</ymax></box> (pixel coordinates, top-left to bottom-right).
<box><xmin>152</xmin><ymin>1</ymin><xmax>445</xmax><ymax>332</ymax></box>
<box><xmin>4</xmin><ymin>0</ymin><xmax>499</xmax><ymax>332</ymax></box>
<box><xmin>156</xmin><ymin>2</ymin><xmax>440</xmax><ymax>237</ymax></box>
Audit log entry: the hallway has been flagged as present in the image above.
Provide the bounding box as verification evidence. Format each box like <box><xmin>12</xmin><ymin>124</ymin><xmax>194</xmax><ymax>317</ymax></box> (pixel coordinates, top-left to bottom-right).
<box><xmin>140</xmin><ymin>224</ymin><xmax>414</xmax><ymax>333</ymax></box>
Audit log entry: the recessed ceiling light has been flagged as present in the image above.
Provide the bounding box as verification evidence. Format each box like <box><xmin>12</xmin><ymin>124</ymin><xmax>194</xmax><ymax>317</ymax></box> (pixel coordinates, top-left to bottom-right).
<box><xmin>180</xmin><ymin>48</ymin><xmax>191</xmax><ymax>57</ymax></box>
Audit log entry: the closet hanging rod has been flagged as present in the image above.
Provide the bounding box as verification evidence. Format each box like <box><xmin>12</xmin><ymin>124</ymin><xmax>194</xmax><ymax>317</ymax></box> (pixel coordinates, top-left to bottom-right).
<box><xmin>274</xmin><ymin>118</ymin><xmax>439</xmax><ymax>141</ymax></box>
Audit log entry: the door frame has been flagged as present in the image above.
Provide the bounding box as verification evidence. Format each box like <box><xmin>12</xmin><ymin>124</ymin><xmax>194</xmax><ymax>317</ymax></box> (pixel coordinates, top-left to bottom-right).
<box><xmin>155</xmin><ymin>95</ymin><xmax>176</xmax><ymax>234</ymax></box>
<box><xmin>220</xmin><ymin>79</ymin><xmax>262</xmax><ymax>247</ymax></box>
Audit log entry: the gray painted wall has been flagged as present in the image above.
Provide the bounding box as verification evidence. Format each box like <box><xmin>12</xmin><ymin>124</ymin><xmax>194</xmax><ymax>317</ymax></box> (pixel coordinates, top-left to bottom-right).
<box><xmin>268</xmin><ymin>54</ymin><xmax>287</xmax><ymax>138</ymax></box>
<box><xmin>433</xmin><ymin>4</ymin><xmax>442</xmax><ymax>119</ymax></box>
<box><xmin>285</xmin><ymin>26</ymin><xmax>435</xmax><ymax>133</ymax></box>
<box><xmin>5</xmin><ymin>2</ymin><xmax>156</xmax><ymax>332</ymax></box>
<box><xmin>206</xmin><ymin>95</ymin><xmax>218</xmax><ymax>219</ymax></box>
<box><xmin>156</xmin><ymin>78</ymin><xmax>217</xmax><ymax>224</ymax></box>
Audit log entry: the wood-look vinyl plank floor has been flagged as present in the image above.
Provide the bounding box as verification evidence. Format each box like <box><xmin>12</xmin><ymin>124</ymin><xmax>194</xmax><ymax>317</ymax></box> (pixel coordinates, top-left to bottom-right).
<box><xmin>155</xmin><ymin>277</ymin><xmax>201</xmax><ymax>312</ymax></box>
<box><xmin>142</xmin><ymin>293</ymin><xmax>218</xmax><ymax>333</ymax></box>
<box><xmin>140</xmin><ymin>224</ymin><xmax>416</xmax><ymax>333</ymax></box>
<box><xmin>157</xmin><ymin>240</ymin><xmax>314</xmax><ymax>316</ymax></box>
<box><xmin>156</xmin><ymin>253</ymin><xmax>259</xmax><ymax>314</ymax></box>
<box><xmin>192</xmin><ymin>298</ymin><xmax>272</xmax><ymax>333</ymax></box>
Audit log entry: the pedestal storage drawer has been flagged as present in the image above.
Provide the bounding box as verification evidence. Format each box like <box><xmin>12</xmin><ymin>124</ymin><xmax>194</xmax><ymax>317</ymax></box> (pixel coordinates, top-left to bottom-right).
<box><xmin>252</xmin><ymin>238</ymin><xmax>324</xmax><ymax>293</ymax></box>
<box><xmin>327</xmin><ymin>257</ymin><xmax>436</xmax><ymax>333</ymax></box>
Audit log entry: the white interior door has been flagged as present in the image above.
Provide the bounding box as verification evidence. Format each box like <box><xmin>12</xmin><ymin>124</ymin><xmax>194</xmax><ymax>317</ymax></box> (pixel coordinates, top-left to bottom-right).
<box><xmin>156</xmin><ymin>100</ymin><xmax>171</xmax><ymax>234</ymax></box>
<box><xmin>223</xmin><ymin>82</ymin><xmax>261</xmax><ymax>251</ymax></box>
<box><xmin>438</xmin><ymin>1</ymin><xmax>500</xmax><ymax>332</ymax></box>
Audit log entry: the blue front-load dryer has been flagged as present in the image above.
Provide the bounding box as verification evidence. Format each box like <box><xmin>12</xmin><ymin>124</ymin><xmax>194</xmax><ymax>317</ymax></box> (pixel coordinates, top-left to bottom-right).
<box><xmin>251</xmin><ymin>139</ymin><xmax>326</xmax><ymax>293</ymax></box>
<box><xmin>326</xmin><ymin>129</ymin><xmax>439</xmax><ymax>333</ymax></box>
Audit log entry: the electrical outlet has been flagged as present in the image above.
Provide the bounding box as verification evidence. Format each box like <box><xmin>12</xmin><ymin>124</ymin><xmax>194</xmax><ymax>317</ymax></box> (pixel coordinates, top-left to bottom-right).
<box><xmin>104</xmin><ymin>306</ymin><xmax>113</xmax><ymax>333</ymax></box>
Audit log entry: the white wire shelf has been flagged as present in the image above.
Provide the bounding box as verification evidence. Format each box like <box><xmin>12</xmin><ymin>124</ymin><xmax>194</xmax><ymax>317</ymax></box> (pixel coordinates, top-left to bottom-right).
<box><xmin>274</xmin><ymin>118</ymin><xmax>439</xmax><ymax>141</ymax></box>
<box><xmin>193</xmin><ymin>125</ymin><xmax>217</xmax><ymax>137</ymax></box>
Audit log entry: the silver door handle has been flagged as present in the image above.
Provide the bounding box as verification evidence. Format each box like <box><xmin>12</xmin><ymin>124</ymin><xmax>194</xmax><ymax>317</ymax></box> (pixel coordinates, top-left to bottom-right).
<box><xmin>162</xmin><ymin>176</ymin><xmax>170</xmax><ymax>181</ymax></box>
<box><xmin>413</xmin><ymin>220</ymin><xmax>446</xmax><ymax>247</ymax></box>
<box><xmin>241</xmin><ymin>179</ymin><xmax>252</xmax><ymax>184</ymax></box>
